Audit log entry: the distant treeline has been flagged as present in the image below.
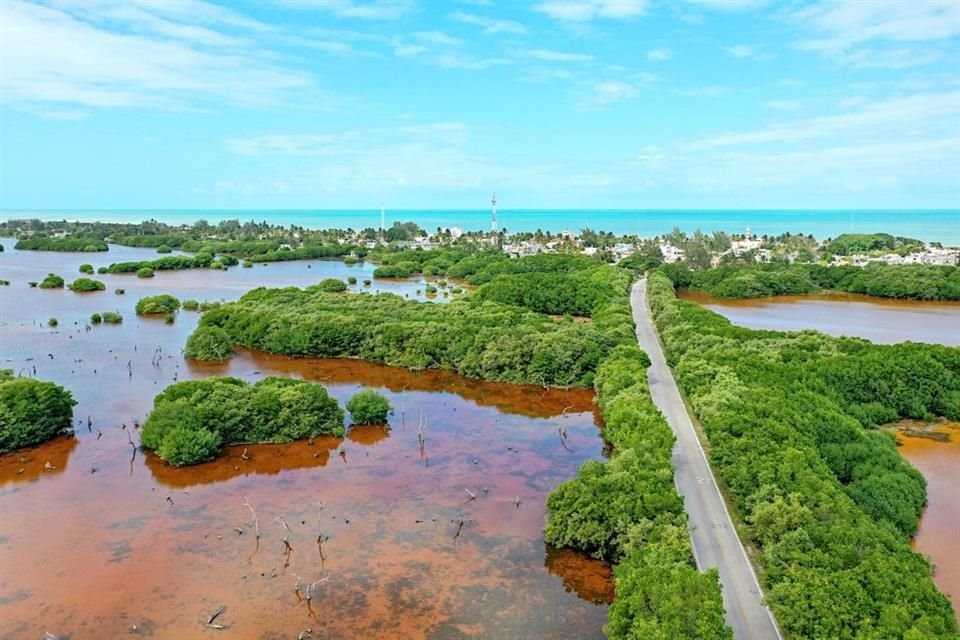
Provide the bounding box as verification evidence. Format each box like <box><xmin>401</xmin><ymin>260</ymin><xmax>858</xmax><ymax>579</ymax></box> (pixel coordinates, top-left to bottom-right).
<box><xmin>186</xmin><ymin>254</ymin><xmax>636</xmax><ymax>384</ymax></box>
<box><xmin>824</xmin><ymin>232</ymin><xmax>925</xmax><ymax>256</ymax></box>
<box><xmin>661</xmin><ymin>262</ymin><xmax>960</xmax><ymax>300</ymax></box>
<box><xmin>14</xmin><ymin>237</ymin><xmax>108</xmax><ymax>252</ymax></box>
<box><xmin>647</xmin><ymin>273</ymin><xmax>958</xmax><ymax>638</ymax></box>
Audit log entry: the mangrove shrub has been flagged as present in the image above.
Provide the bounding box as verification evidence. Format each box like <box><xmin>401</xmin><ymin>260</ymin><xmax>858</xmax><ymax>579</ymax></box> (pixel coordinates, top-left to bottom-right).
<box><xmin>141</xmin><ymin>377</ymin><xmax>345</xmax><ymax>466</ymax></box>
<box><xmin>346</xmin><ymin>389</ymin><xmax>392</xmax><ymax>425</ymax></box>
<box><xmin>0</xmin><ymin>371</ymin><xmax>76</xmax><ymax>454</ymax></box>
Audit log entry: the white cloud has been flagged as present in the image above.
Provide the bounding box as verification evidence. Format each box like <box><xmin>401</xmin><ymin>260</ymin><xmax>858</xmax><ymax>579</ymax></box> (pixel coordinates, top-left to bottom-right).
<box><xmin>275</xmin><ymin>0</ymin><xmax>414</xmax><ymax>20</ymax></box>
<box><xmin>646</xmin><ymin>48</ymin><xmax>672</xmax><ymax>61</ymax></box>
<box><xmin>724</xmin><ymin>44</ymin><xmax>754</xmax><ymax>58</ymax></box>
<box><xmin>525</xmin><ymin>48</ymin><xmax>594</xmax><ymax>62</ymax></box>
<box><xmin>533</xmin><ymin>0</ymin><xmax>648</xmax><ymax>22</ymax></box>
<box><xmin>449</xmin><ymin>11</ymin><xmax>527</xmax><ymax>34</ymax></box>
<box><xmin>685</xmin><ymin>91</ymin><xmax>960</xmax><ymax>150</ymax></box>
<box><xmin>680</xmin><ymin>86</ymin><xmax>729</xmax><ymax>97</ymax></box>
<box><xmin>576</xmin><ymin>80</ymin><xmax>638</xmax><ymax>110</ymax></box>
<box><xmin>685</xmin><ymin>0</ymin><xmax>769</xmax><ymax>11</ymax></box>
<box><xmin>227</xmin><ymin>122</ymin><xmax>470</xmax><ymax>156</ymax></box>
<box><xmin>391</xmin><ymin>32</ymin><xmax>510</xmax><ymax>69</ymax></box>
<box><xmin>764</xmin><ymin>100</ymin><xmax>803</xmax><ymax>110</ymax></box>
<box><xmin>412</xmin><ymin>31</ymin><xmax>462</xmax><ymax>46</ymax></box>
<box><xmin>0</xmin><ymin>0</ymin><xmax>317</xmax><ymax>114</ymax></box>
<box><xmin>793</xmin><ymin>0</ymin><xmax>960</xmax><ymax>68</ymax></box>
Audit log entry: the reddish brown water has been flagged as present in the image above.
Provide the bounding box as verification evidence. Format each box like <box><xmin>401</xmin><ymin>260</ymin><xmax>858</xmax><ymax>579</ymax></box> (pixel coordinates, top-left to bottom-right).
<box><xmin>895</xmin><ymin>423</ymin><xmax>960</xmax><ymax>620</ymax></box>
<box><xmin>0</xmin><ymin>240</ymin><xmax>611</xmax><ymax>639</ymax></box>
<box><xmin>679</xmin><ymin>290</ymin><xmax>960</xmax><ymax>346</ymax></box>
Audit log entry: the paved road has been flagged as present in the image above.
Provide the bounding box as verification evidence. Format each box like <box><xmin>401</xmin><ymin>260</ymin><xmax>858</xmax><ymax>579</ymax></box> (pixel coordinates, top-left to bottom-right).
<box><xmin>631</xmin><ymin>279</ymin><xmax>782</xmax><ymax>640</ymax></box>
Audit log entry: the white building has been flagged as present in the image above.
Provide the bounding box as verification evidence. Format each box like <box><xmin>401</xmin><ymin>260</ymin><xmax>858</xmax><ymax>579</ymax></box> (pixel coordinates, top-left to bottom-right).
<box><xmin>658</xmin><ymin>242</ymin><xmax>685</xmax><ymax>263</ymax></box>
<box><xmin>730</xmin><ymin>227</ymin><xmax>763</xmax><ymax>256</ymax></box>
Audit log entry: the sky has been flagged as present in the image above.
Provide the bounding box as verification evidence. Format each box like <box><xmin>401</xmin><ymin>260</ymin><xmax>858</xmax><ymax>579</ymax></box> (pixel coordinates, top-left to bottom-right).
<box><xmin>0</xmin><ymin>0</ymin><xmax>959</xmax><ymax>210</ymax></box>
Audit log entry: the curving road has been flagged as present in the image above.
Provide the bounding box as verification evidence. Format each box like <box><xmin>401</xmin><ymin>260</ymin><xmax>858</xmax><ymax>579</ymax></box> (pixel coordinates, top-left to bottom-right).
<box><xmin>631</xmin><ymin>279</ymin><xmax>782</xmax><ymax>640</ymax></box>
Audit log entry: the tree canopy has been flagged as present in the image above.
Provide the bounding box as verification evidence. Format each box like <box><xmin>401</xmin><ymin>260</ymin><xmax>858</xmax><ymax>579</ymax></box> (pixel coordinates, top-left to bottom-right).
<box><xmin>141</xmin><ymin>377</ymin><xmax>345</xmax><ymax>466</ymax></box>
<box><xmin>0</xmin><ymin>371</ymin><xmax>76</xmax><ymax>454</ymax></box>
<box><xmin>647</xmin><ymin>272</ymin><xmax>957</xmax><ymax>638</ymax></box>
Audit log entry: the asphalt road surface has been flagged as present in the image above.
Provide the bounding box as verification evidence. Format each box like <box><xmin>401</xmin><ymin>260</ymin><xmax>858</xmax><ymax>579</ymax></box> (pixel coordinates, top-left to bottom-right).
<box><xmin>631</xmin><ymin>278</ymin><xmax>782</xmax><ymax>640</ymax></box>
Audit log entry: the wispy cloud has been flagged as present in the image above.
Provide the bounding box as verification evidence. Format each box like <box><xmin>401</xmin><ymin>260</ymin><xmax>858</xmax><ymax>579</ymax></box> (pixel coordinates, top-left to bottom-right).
<box><xmin>724</xmin><ymin>44</ymin><xmax>754</xmax><ymax>58</ymax></box>
<box><xmin>227</xmin><ymin>122</ymin><xmax>469</xmax><ymax>156</ymax></box>
<box><xmin>686</xmin><ymin>0</ymin><xmax>769</xmax><ymax>10</ymax></box>
<box><xmin>646</xmin><ymin>48</ymin><xmax>672</xmax><ymax>61</ymax></box>
<box><xmin>449</xmin><ymin>11</ymin><xmax>527</xmax><ymax>34</ymax></box>
<box><xmin>764</xmin><ymin>100</ymin><xmax>803</xmax><ymax>110</ymax></box>
<box><xmin>275</xmin><ymin>0</ymin><xmax>415</xmax><ymax>20</ymax></box>
<box><xmin>793</xmin><ymin>0</ymin><xmax>960</xmax><ymax>68</ymax></box>
<box><xmin>0</xmin><ymin>0</ymin><xmax>320</xmax><ymax>116</ymax></box>
<box><xmin>525</xmin><ymin>48</ymin><xmax>594</xmax><ymax>62</ymax></box>
<box><xmin>533</xmin><ymin>0</ymin><xmax>648</xmax><ymax>22</ymax></box>
<box><xmin>685</xmin><ymin>91</ymin><xmax>960</xmax><ymax>150</ymax></box>
<box><xmin>411</xmin><ymin>31</ymin><xmax>462</xmax><ymax>46</ymax></box>
<box><xmin>391</xmin><ymin>30</ymin><xmax>511</xmax><ymax>69</ymax></box>
<box><xmin>576</xmin><ymin>80</ymin><xmax>638</xmax><ymax>110</ymax></box>
<box><xmin>680</xmin><ymin>86</ymin><xmax>730</xmax><ymax>97</ymax></box>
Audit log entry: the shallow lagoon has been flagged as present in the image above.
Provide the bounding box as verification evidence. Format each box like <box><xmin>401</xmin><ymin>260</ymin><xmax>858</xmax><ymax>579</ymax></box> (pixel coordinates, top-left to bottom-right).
<box><xmin>0</xmin><ymin>240</ymin><xmax>611</xmax><ymax>639</ymax></box>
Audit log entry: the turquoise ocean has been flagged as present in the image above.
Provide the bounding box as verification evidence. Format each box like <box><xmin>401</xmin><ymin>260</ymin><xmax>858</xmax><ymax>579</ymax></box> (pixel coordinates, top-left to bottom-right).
<box><xmin>3</xmin><ymin>209</ymin><xmax>959</xmax><ymax>245</ymax></box>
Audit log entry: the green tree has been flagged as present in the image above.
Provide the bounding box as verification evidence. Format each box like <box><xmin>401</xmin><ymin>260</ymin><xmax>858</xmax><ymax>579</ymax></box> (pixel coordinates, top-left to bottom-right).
<box><xmin>346</xmin><ymin>389</ymin><xmax>392</xmax><ymax>425</ymax></box>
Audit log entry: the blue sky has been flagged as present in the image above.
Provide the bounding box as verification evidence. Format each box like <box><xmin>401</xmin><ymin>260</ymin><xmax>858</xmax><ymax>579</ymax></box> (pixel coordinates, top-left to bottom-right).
<box><xmin>1</xmin><ymin>0</ymin><xmax>958</xmax><ymax>210</ymax></box>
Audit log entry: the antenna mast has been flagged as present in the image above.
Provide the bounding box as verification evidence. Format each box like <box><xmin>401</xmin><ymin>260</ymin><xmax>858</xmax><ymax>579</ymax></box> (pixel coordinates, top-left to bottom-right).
<box><xmin>380</xmin><ymin>202</ymin><xmax>385</xmax><ymax>243</ymax></box>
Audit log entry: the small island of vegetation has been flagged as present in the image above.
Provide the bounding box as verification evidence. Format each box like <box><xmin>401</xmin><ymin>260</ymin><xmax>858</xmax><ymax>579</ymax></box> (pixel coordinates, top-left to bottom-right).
<box><xmin>0</xmin><ymin>371</ymin><xmax>76</xmax><ymax>454</ymax></box>
<box><xmin>346</xmin><ymin>389</ymin><xmax>392</xmax><ymax>425</ymax></box>
<box><xmin>14</xmin><ymin>237</ymin><xmax>108</xmax><ymax>252</ymax></box>
<box><xmin>141</xmin><ymin>377</ymin><xmax>345</xmax><ymax>466</ymax></box>
<box><xmin>38</xmin><ymin>273</ymin><xmax>64</xmax><ymax>289</ymax></box>
<box><xmin>68</xmin><ymin>277</ymin><xmax>106</xmax><ymax>292</ymax></box>
<box><xmin>136</xmin><ymin>294</ymin><xmax>180</xmax><ymax>315</ymax></box>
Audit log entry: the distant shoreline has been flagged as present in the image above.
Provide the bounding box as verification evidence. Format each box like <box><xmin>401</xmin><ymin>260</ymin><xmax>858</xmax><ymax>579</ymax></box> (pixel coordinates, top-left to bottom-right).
<box><xmin>2</xmin><ymin>209</ymin><xmax>959</xmax><ymax>244</ymax></box>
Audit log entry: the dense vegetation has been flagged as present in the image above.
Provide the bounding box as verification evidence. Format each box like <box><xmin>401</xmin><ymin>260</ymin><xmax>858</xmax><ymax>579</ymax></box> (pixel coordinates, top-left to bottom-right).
<box><xmin>39</xmin><ymin>273</ymin><xmax>64</xmax><ymax>289</ymax></box>
<box><xmin>14</xmin><ymin>237</ymin><xmax>108</xmax><ymax>252</ymax></box>
<box><xmin>316</xmin><ymin>278</ymin><xmax>348</xmax><ymax>293</ymax></box>
<box><xmin>0</xmin><ymin>371</ymin><xmax>76</xmax><ymax>454</ymax></box>
<box><xmin>184</xmin><ymin>326</ymin><xmax>233</xmax><ymax>360</ymax></box>
<box><xmin>543</xmin><ymin>303</ymin><xmax>730</xmax><ymax>637</ymax></box>
<box><xmin>79</xmin><ymin>263</ymin><xmax>94</xmax><ymax>274</ymax></box>
<box><xmin>824</xmin><ymin>233</ymin><xmax>925</xmax><ymax>256</ymax></box>
<box><xmin>346</xmin><ymin>390</ymin><xmax>392</xmax><ymax>425</ymax></box>
<box><xmin>663</xmin><ymin>262</ymin><xmax>960</xmax><ymax>300</ymax></box>
<box><xmin>68</xmin><ymin>277</ymin><xmax>106</xmax><ymax>292</ymax></box>
<box><xmin>647</xmin><ymin>272</ymin><xmax>958</xmax><ymax>638</ymax></box>
<box><xmin>141</xmin><ymin>377</ymin><xmax>344</xmax><ymax>466</ymax></box>
<box><xmin>475</xmin><ymin>265</ymin><xmax>630</xmax><ymax>316</ymax></box>
<box><xmin>106</xmin><ymin>253</ymin><xmax>238</xmax><ymax>274</ymax></box>
<box><xmin>136</xmin><ymin>294</ymin><xmax>181</xmax><ymax>315</ymax></box>
<box><xmin>192</xmin><ymin>292</ymin><xmax>620</xmax><ymax>386</ymax></box>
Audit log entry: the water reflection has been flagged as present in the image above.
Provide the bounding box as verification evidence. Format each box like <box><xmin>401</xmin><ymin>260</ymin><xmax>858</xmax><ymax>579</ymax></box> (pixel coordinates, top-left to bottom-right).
<box><xmin>679</xmin><ymin>289</ymin><xmax>960</xmax><ymax>346</ymax></box>
<box><xmin>0</xmin><ymin>435</ymin><xmax>77</xmax><ymax>487</ymax></box>
<box><xmin>0</xmin><ymin>240</ymin><xmax>612</xmax><ymax>639</ymax></box>
<box><xmin>544</xmin><ymin>544</ymin><xmax>615</xmax><ymax>605</ymax></box>
<box><xmin>203</xmin><ymin>350</ymin><xmax>600</xmax><ymax>421</ymax></box>
<box><xmin>894</xmin><ymin>421</ymin><xmax>960</xmax><ymax>620</ymax></box>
